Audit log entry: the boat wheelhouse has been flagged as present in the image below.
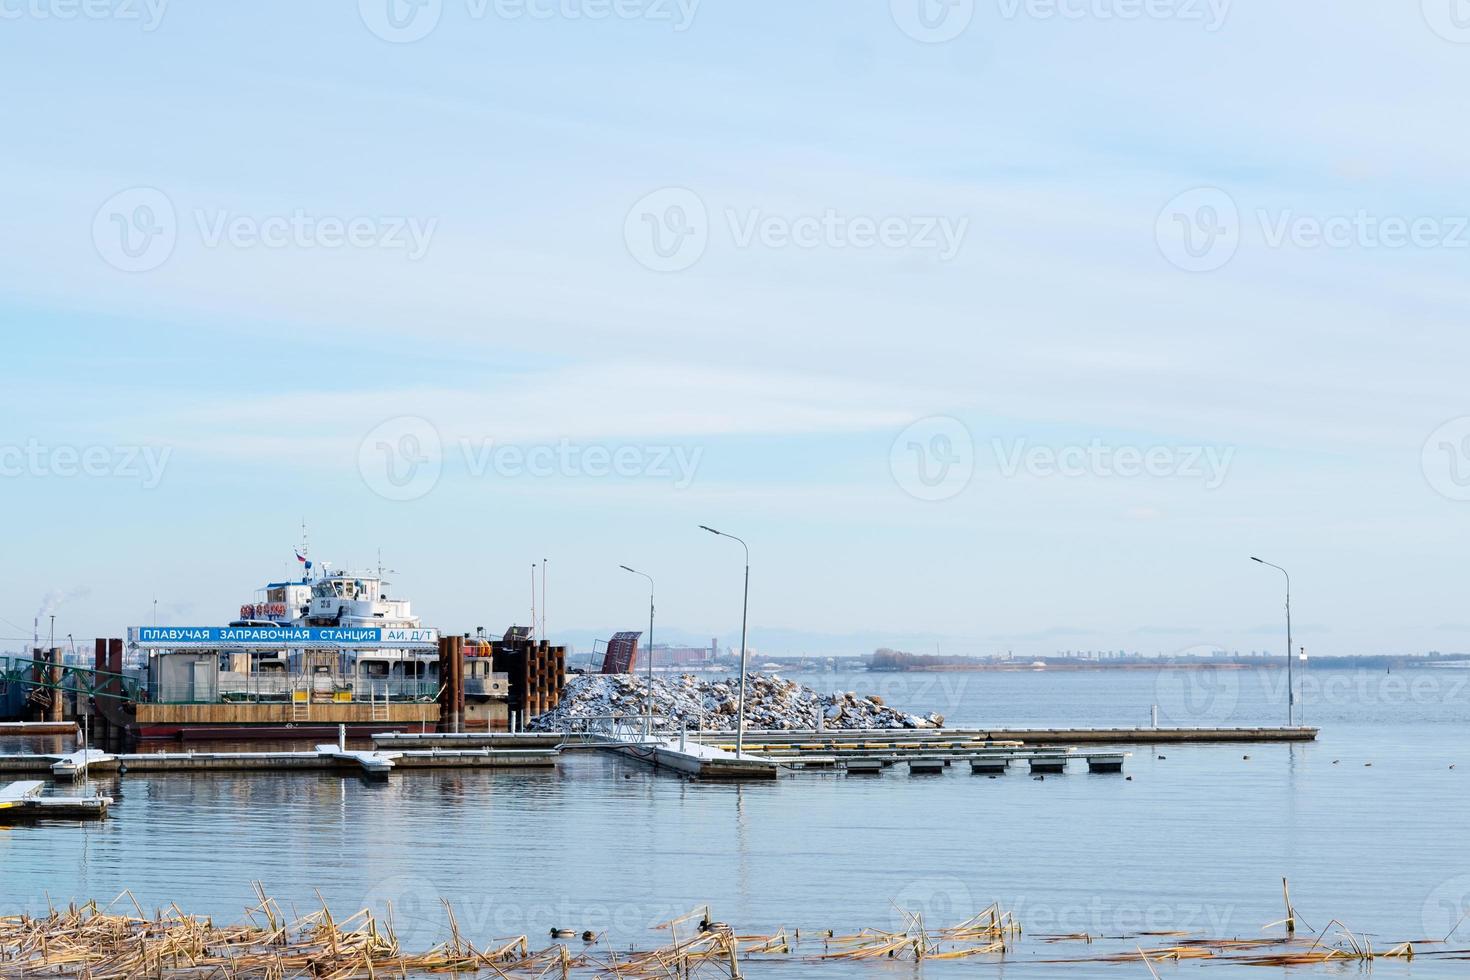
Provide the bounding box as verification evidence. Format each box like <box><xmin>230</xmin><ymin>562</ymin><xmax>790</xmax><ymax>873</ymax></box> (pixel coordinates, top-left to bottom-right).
<box><xmin>233</xmin><ymin>569</ymin><xmax>437</xmax><ymax>694</ymax></box>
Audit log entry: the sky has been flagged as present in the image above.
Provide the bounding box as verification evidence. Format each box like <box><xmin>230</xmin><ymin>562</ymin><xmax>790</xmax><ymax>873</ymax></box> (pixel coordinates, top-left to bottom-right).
<box><xmin>0</xmin><ymin>0</ymin><xmax>1468</xmax><ymax>657</ymax></box>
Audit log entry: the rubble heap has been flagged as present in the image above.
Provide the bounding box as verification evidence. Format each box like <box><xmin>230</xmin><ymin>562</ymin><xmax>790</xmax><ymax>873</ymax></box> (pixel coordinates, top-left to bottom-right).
<box><xmin>529</xmin><ymin>672</ymin><xmax>943</xmax><ymax>732</ymax></box>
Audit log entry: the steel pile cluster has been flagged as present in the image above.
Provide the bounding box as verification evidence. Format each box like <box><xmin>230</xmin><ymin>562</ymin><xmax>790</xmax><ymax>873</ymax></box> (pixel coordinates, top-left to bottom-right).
<box><xmin>529</xmin><ymin>672</ymin><xmax>944</xmax><ymax>733</ymax></box>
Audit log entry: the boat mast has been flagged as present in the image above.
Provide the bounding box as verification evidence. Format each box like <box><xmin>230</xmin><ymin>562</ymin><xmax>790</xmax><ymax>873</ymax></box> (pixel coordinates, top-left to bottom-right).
<box><xmin>300</xmin><ymin>519</ymin><xmax>312</xmax><ymax>583</ymax></box>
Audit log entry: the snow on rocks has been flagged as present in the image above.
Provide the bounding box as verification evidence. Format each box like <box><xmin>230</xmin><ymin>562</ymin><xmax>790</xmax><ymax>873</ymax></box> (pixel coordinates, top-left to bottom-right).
<box><xmin>529</xmin><ymin>672</ymin><xmax>943</xmax><ymax>732</ymax></box>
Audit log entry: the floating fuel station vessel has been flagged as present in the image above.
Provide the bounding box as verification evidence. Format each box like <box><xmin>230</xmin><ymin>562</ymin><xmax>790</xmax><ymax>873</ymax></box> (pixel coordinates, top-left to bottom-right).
<box><xmin>36</xmin><ymin>555</ymin><xmax>569</xmax><ymax>743</ymax></box>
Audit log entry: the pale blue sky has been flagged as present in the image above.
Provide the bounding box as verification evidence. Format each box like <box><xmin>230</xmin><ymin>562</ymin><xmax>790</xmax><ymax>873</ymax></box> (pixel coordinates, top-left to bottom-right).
<box><xmin>1</xmin><ymin>1</ymin><xmax>1467</xmax><ymax>656</ymax></box>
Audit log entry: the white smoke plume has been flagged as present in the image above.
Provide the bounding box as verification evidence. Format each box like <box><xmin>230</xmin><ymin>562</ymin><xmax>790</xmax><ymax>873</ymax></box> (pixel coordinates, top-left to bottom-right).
<box><xmin>35</xmin><ymin>586</ymin><xmax>91</xmax><ymax>623</ymax></box>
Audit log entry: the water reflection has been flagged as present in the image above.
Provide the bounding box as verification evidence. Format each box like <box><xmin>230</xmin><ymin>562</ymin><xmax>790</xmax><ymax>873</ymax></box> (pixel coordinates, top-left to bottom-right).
<box><xmin>0</xmin><ymin>669</ymin><xmax>1463</xmax><ymax>980</ymax></box>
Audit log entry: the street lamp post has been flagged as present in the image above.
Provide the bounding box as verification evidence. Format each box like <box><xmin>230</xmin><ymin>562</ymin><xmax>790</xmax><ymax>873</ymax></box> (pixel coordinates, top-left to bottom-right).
<box><xmin>1251</xmin><ymin>557</ymin><xmax>1294</xmax><ymax>727</ymax></box>
<box><xmin>620</xmin><ymin>565</ymin><xmax>655</xmax><ymax>740</ymax></box>
<box><xmin>700</xmin><ymin>525</ymin><xmax>750</xmax><ymax>758</ymax></box>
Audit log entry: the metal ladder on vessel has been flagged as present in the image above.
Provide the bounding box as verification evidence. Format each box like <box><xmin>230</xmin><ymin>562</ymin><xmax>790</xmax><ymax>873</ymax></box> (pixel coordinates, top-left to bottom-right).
<box><xmin>291</xmin><ymin>686</ymin><xmax>310</xmax><ymax>721</ymax></box>
<box><xmin>370</xmin><ymin>685</ymin><xmax>388</xmax><ymax>722</ymax></box>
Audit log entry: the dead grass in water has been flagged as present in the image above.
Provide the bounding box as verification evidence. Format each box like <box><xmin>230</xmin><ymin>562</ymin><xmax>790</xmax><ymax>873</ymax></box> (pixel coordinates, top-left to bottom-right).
<box><xmin>3</xmin><ymin>880</ymin><xmax>1467</xmax><ymax>977</ymax></box>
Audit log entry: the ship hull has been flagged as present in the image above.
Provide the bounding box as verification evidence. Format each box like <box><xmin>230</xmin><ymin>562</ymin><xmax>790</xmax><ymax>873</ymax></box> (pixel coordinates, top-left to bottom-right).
<box><xmin>129</xmin><ymin>701</ymin><xmax>443</xmax><ymax>741</ymax></box>
<box><xmin>134</xmin><ymin>720</ymin><xmax>436</xmax><ymax>741</ymax></box>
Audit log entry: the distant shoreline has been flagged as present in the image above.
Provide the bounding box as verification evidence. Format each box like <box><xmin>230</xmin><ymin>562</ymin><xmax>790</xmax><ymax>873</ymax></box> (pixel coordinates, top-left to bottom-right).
<box><xmin>867</xmin><ymin>662</ymin><xmax>1263</xmax><ymax>673</ymax></box>
<box><xmin>864</xmin><ymin>658</ymin><xmax>1470</xmax><ymax>673</ymax></box>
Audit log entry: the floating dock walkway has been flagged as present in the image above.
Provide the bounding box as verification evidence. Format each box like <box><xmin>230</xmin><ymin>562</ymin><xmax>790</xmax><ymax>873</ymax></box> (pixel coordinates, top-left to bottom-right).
<box><xmin>376</xmin><ymin>730</ymin><xmax>783</xmax><ymax>779</ymax></box>
<box><xmin>961</xmin><ymin>725</ymin><xmax>1317</xmax><ymax>744</ymax></box>
<box><xmin>0</xmin><ymin>780</ymin><xmax>110</xmax><ymax>819</ymax></box>
<box><xmin>372</xmin><ymin>732</ymin><xmax>565</xmax><ymax>751</ymax></box>
<box><xmin>48</xmin><ymin>749</ymin><xmax>113</xmax><ymax>780</ymax></box>
<box><xmin>843</xmin><ymin>750</ymin><xmax>1130</xmax><ymax>776</ymax></box>
<box><xmin>691</xmin><ymin>725</ymin><xmax>1317</xmax><ymax>748</ymax></box>
<box><xmin>371</xmin><ymin>730</ymin><xmax>1128</xmax><ymax>779</ymax></box>
<box><xmin>0</xmin><ymin>722</ymin><xmax>1295</xmax><ymax>784</ymax></box>
<box><xmin>377</xmin><ymin>731</ymin><xmax>782</xmax><ymax>779</ymax></box>
<box><xmin>0</xmin><ymin>744</ymin><xmax>559</xmax><ymax>780</ymax></box>
<box><xmin>601</xmin><ymin>735</ymin><xmax>781</xmax><ymax>780</ymax></box>
<box><xmin>314</xmin><ymin>742</ymin><xmax>400</xmax><ymax>776</ymax></box>
<box><xmin>778</xmin><ymin>747</ymin><xmax>1130</xmax><ymax>774</ymax></box>
<box><xmin>0</xmin><ymin>721</ymin><xmax>77</xmax><ymax>737</ymax></box>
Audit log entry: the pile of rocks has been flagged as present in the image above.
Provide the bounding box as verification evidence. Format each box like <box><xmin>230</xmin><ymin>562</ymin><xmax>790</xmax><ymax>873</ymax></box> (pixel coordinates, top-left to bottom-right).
<box><xmin>529</xmin><ymin>672</ymin><xmax>943</xmax><ymax>733</ymax></box>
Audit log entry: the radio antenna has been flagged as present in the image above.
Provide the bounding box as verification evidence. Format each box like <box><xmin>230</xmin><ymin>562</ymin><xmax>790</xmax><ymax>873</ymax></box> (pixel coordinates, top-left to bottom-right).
<box><xmin>530</xmin><ymin>562</ymin><xmax>537</xmax><ymax>641</ymax></box>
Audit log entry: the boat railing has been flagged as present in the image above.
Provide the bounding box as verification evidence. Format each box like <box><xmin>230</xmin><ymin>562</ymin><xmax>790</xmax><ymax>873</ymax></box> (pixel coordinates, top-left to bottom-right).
<box><xmin>151</xmin><ymin>672</ymin><xmax>438</xmax><ymax>704</ymax></box>
<box><xmin>344</xmin><ymin>678</ymin><xmax>437</xmax><ymax>701</ymax></box>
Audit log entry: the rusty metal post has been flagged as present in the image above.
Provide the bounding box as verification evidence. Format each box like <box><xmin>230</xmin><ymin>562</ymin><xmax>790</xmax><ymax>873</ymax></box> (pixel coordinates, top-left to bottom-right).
<box><xmin>107</xmin><ymin>638</ymin><xmax>123</xmax><ymax>687</ymax></box>
<box><xmin>438</xmin><ymin>636</ymin><xmax>465</xmax><ymax>734</ymax></box>
<box><xmin>46</xmin><ymin>649</ymin><xmax>64</xmax><ymax>722</ymax></box>
<box><xmin>437</xmin><ymin>637</ymin><xmax>451</xmax><ymax>733</ymax></box>
<box><xmin>27</xmin><ymin>649</ymin><xmax>42</xmax><ymax>721</ymax></box>
<box><xmin>93</xmin><ymin>638</ymin><xmax>109</xmax><ymax>743</ymax></box>
<box><xmin>451</xmin><ymin>634</ymin><xmax>466</xmax><ymax>734</ymax></box>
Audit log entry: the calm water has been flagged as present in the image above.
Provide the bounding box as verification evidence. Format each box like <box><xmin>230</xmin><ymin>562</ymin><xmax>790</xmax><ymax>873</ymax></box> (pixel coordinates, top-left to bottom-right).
<box><xmin>2</xmin><ymin>666</ymin><xmax>1469</xmax><ymax>977</ymax></box>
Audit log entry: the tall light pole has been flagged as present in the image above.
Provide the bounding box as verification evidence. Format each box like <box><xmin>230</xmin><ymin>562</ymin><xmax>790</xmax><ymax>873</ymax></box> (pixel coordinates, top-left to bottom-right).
<box><xmin>700</xmin><ymin>525</ymin><xmax>750</xmax><ymax>758</ymax></box>
<box><xmin>620</xmin><ymin>565</ymin><xmax>655</xmax><ymax>740</ymax></box>
<box><xmin>1251</xmin><ymin>557</ymin><xmax>1294</xmax><ymax>727</ymax></box>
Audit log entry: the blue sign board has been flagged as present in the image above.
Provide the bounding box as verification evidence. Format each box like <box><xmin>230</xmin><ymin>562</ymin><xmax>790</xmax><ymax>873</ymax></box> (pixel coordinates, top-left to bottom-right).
<box><xmin>129</xmin><ymin>626</ymin><xmax>440</xmax><ymax>649</ymax></box>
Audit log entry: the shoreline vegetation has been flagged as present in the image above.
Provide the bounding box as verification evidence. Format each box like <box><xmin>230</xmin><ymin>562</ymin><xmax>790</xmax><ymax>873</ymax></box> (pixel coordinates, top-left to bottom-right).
<box><xmin>0</xmin><ymin>885</ymin><xmax>1448</xmax><ymax>977</ymax></box>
